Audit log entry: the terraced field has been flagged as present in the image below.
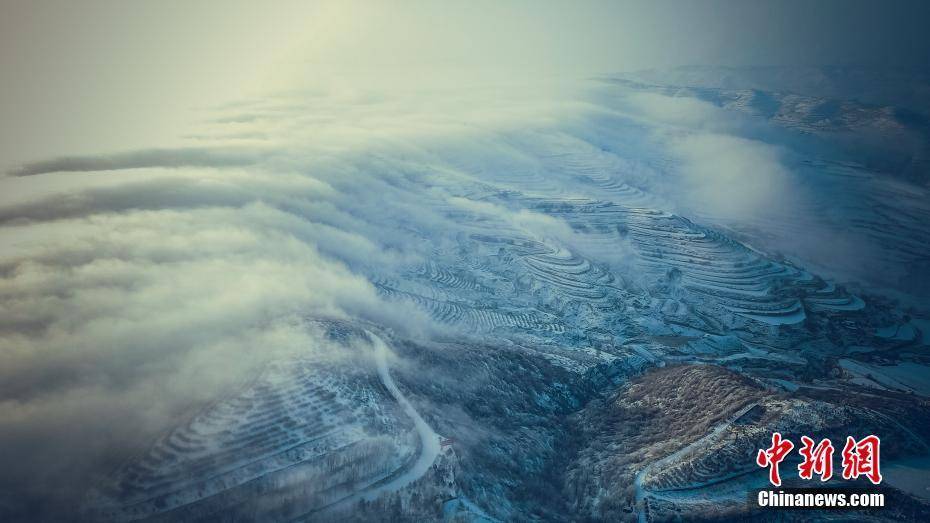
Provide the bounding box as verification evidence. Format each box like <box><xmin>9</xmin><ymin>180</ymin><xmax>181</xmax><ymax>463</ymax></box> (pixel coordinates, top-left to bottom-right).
<box><xmin>348</xmin><ymin>133</ymin><xmax>900</xmax><ymax>402</ymax></box>
<box><xmin>86</xmin><ymin>150</ymin><xmax>925</xmax><ymax>521</ymax></box>
<box><xmin>88</xmin><ymin>331</ymin><xmax>424</xmax><ymax>522</ymax></box>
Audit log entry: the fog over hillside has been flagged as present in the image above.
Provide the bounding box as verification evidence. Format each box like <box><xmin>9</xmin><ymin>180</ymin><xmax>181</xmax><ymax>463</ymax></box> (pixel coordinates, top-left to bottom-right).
<box><xmin>2</xmin><ymin>2</ymin><xmax>929</xmax><ymax>522</ymax></box>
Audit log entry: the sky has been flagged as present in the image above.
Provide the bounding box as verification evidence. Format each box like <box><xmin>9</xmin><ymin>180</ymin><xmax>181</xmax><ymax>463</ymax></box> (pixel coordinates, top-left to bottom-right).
<box><xmin>2</xmin><ymin>0</ymin><xmax>929</xmax><ymax>169</ymax></box>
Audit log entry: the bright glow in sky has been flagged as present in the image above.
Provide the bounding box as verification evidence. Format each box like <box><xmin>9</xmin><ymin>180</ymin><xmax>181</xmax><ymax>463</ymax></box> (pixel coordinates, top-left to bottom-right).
<box><xmin>1</xmin><ymin>0</ymin><xmax>928</xmax><ymax>169</ymax></box>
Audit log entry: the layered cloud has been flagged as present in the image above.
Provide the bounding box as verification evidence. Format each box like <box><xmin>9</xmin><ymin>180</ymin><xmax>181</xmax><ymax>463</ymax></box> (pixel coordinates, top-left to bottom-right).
<box><xmin>0</xmin><ymin>170</ymin><xmax>417</xmax><ymax>513</ymax></box>
<box><xmin>0</xmin><ymin>82</ymin><xmax>605</xmax><ymax>515</ymax></box>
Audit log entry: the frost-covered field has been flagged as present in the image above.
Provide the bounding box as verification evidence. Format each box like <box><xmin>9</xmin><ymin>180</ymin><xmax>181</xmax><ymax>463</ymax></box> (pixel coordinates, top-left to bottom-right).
<box><xmin>2</xmin><ymin>69</ymin><xmax>930</xmax><ymax>521</ymax></box>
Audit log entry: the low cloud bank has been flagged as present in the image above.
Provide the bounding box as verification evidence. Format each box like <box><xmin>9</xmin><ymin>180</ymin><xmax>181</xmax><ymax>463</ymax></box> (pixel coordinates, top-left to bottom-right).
<box><xmin>671</xmin><ymin>132</ymin><xmax>794</xmax><ymax>220</ymax></box>
<box><xmin>8</xmin><ymin>147</ymin><xmax>269</xmax><ymax>177</ymax></box>
<box><xmin>0</xmin><ymin>82</ymin><xmax>599</xmax><ymax>516</ymax></box>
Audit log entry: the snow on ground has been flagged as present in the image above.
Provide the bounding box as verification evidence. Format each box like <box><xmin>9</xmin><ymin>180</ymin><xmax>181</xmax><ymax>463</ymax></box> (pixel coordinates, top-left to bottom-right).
<box><xmin>876</xmin><ymin>323</ymin><xmax>919</xmax><ymax>342</ymax></box>
<box><xmin>442</xmin><ymin>496</ymin><xmax>500</xmax><ymax>522</ymax></box>
<box><xmin>885</xmin><ymin>457</ymin><xmax>930</xmax><ymax>502</ymax></box>
<box><xmin>360</xmin><ymin>333</ymin><xmax>442</xmax><ymax>501</ymax></box>
<box><xmin>839</xmin><ymin>359</ymin><xmax>930</xmax><ymax>397</ymax></box>
<box><xmin>909</xmin><ymin>319</ymin><xmax>930</xmax><ymax>345</ymax></box>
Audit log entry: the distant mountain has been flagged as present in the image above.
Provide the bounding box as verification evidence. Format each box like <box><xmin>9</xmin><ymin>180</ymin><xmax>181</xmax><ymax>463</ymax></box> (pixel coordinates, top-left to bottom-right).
<box><xmin>608</xmin><ymin>66</ymin><xmax>930</xmax><ymax>185</ymax></box>
<box><xmin>614</xmin><ymin>66</ymin><xmax>930</xmax><ymax>115</ymax></box>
